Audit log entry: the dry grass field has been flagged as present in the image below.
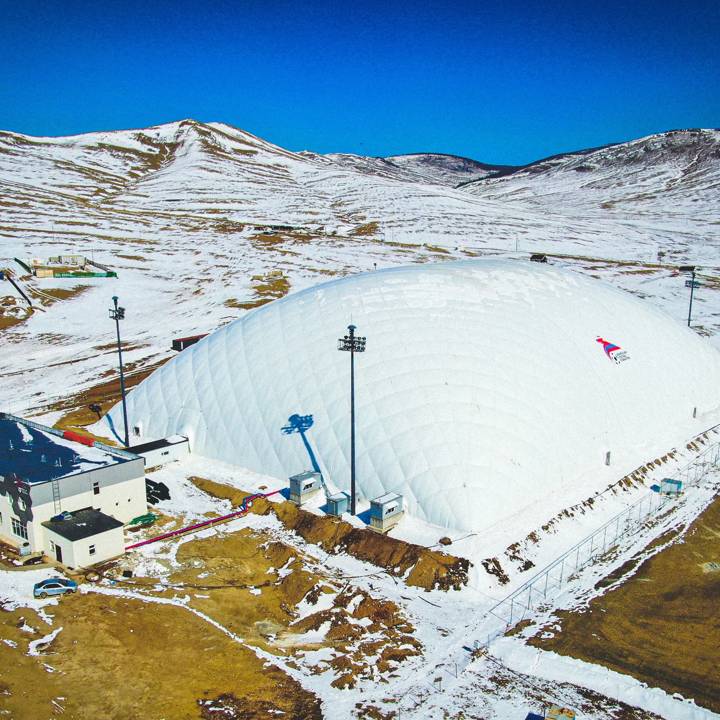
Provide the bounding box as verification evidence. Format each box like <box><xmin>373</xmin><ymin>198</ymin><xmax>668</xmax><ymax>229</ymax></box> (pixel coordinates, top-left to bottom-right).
<box><xmin>532</xmin><ymin>493</ymin><xmax>720</xmax><ymax>713</ymax></box>
<box><xmin>0</xmin><ymin>594</ymin><xmax>322</xmax><ymax>720</ymax></box>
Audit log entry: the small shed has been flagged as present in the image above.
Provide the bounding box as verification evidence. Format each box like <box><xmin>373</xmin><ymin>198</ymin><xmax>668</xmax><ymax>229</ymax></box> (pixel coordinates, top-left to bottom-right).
<box><xmin>42</xmin><ymin>507</ymin><xmax>124</xmax><ymax>569</ymax></box>
<box><xmin>369</xmin><ymin>492</ymin><xmax>404</xmax><ymax>533</ymax></box>
<box><xmin>172</xmin><ymin>334</ymin><xmax>208</xmax><ymax>352</ymax></box>
<box><xmin>660</xmin><ymin>477</ymin><xmax>682</xmax><ymax>495</ymax></box>
<box><xmin>128</xmin><ymin>435</ymin><xmax>189</xmax><ymax>469</ymax></box>
<box><xmin>289</xmin><ymin>471</ymin><xmax>322</xmax><ymax>505</ymax></box>
<box><xmin>326</xmin><ymin>492</ymin><xmax>349</xmax><ymax>517</ymax></box>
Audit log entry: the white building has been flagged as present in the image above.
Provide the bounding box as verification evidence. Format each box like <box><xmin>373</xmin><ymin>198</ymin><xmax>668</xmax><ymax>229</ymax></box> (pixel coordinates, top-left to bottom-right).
<box><xmin>0</xmin><ymin>412</ymin><xmax>146</xmax><ymax>567</ymax></box>
<box><xmin>128</xmin><ymin>434</ymin><xmax>189</xmax><ymax>469</ymax></box>
<box><xmin>109</xmin><ymin>259</ymin><xmax>720</xmax><ymax>533</ymax></box>
<box><xmin>42</xmin><ymin>508</ymin><xmax>125</xmax><ymax>568</ymax></box>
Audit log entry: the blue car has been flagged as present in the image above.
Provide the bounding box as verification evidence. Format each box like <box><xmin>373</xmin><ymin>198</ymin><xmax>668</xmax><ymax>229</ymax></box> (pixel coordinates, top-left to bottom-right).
<box><xmin>33</xmin><ymin>577</ymin><xmax>78</xmax><ymax>599</ymax></box>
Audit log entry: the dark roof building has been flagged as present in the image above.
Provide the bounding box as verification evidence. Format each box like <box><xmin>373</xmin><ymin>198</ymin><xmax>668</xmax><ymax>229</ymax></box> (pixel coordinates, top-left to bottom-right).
<box><xmin>42</xmin><ymin>507</ymin><xmax>123</xmax><ymax>541</ymax></box>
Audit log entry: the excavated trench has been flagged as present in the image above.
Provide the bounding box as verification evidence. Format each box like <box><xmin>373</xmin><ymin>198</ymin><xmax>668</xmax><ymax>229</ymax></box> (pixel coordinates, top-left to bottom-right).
<box><xmin>191</xmin><ymin>477</ymin><xmax>470</xmax><ymax>592</ymax></box>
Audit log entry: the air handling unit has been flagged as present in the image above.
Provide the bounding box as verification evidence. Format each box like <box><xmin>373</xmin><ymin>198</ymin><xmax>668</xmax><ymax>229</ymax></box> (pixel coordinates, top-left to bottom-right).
<box><xmin>326</xmin><ymin>491</ymin><xmax>350</xmax><ymax>517</ymax></box>
<box><xmin>369</xmin><ymin>492</ymin><xmax>404</xmax><ymax>533</ymax></box>
<box><xmin>289</xmin><ymin>471</ymin><xmax>322</xmax><ymax>506</ymax></box>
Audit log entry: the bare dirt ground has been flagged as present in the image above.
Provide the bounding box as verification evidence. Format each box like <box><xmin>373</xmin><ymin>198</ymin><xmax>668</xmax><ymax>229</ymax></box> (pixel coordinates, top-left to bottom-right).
<box><xmin>192</xmin><ymin>476</ymin><xmax>470</xmax><ymax>591</ymax></box>
<box><xmin>0</xmin><ymin>595</ymin><xmax>322</xmax><ymax>720</ymax></box>
<box><xmin>48</xmin><ymin>356</ymin><xmax>169</xmax><ymax>439</ymax></box>
<box><xmin>0</xmin><ymin>475</ymin><xmax>431</xmax><ymax>719</ymax></box>
<box><xmin>531</xmin><ymin>493</ymin><xmax>720</xmax><ymax>713</ymax></box>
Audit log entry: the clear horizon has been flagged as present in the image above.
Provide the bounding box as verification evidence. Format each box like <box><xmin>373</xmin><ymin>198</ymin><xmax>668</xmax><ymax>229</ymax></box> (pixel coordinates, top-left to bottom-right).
<box><xmin>1</xmin><ymin>0</ymin><xmax>718</xmax><ymax>165</ymax></box>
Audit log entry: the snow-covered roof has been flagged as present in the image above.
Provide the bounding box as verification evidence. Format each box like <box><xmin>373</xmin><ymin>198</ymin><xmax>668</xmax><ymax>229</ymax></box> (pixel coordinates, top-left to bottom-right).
<box><xmin>110</xmin><ymin>259</ymin><xmax>720</xmax><ymax>532</ymax></box>
<box><xmin>0</xmin><ymin>415</ymin><xmax>130</xmax><ymax>485</ymax></box>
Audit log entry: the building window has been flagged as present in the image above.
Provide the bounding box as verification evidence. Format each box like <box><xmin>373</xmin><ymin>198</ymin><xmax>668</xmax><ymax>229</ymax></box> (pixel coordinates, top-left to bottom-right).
<box><xmin>89</xmin><ymin>545</ymin><xmax>96</xmax><ymax>556</ymax></box>
<box><xmin>93</xmin><ymin>481</ymin><xmax>100</xmax><ymax>495</ymax></box>
<box><xmin>11</xmin><ymin>517</ymin><xmax>28</xmax><ymax>541</ymax></box>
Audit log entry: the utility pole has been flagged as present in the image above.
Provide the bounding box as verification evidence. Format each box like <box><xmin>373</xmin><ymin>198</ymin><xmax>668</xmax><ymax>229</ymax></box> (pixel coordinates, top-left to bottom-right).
<box><xmin>109</xmin><ymin>296</ymin><xmax>130</xmax><ymax>447</ymax></box>
<box><xmin>337</xmin><ymin>324</ymin><xmax>366</xmax><ymax>515</ymax></box>
<box><xmin>680</xmin><ymin>265</ymin><xmax>699</xmax><ymax>327</ymax></box>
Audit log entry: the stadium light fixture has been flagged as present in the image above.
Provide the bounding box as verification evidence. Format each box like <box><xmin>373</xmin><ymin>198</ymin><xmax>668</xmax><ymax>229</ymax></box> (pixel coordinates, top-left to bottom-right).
<box><xmin>109</xmin><ymin>295</ymin><xmax>130</xmax><ymax>447</ymax></box>
<box><xmin>337</xmin><ymin>324</ymin><xmax>366</xmax><ymax>515</ymax></box>
<box><xmin>679</xmin><ymin>265</ymin><xmax>699</xmax><ymax>327</ymax></box>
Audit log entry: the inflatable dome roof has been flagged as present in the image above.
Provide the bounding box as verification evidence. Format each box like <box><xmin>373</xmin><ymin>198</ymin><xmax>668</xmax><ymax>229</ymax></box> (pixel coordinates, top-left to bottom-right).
<box><xmin>112</xmin><ymin>260</ymin><xmax>720</xmax><ymax>531</ymax></box>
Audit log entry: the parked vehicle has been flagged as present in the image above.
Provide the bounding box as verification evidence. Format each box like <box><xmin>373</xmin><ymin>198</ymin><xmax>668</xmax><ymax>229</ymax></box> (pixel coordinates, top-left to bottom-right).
<box><xmin>33</xmin><ymin>577</ymin><xmax>77</xmax><ymax>599</ymax></box>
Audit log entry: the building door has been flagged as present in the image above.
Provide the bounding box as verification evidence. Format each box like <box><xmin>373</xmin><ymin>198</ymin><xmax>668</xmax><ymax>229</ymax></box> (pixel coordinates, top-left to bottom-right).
<box><xmin>55</xmin><ymin>544</ymin><xmax>63</xmax><ymax>563</ymax></box>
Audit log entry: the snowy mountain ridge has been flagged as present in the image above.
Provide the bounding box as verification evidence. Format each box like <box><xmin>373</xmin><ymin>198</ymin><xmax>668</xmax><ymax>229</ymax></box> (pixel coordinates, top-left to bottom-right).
<box><xmin>0</xmin><ymin>119</ymin><xmax>718</xmax><ymax>421</ymax></box>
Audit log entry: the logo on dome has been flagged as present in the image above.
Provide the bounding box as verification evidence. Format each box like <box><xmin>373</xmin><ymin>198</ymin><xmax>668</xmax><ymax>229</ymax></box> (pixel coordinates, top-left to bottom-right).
<box><xmin>596</xmin><ymin>337</ymin><xmax>630</xmax><ymax>364</ymax></box>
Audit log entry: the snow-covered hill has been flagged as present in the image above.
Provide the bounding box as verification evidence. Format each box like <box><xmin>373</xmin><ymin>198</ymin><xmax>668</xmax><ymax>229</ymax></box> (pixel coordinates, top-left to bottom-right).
<box><xmin>2</xmin><ymin>120</ymin><xmax>718</xmax><ymax>720</ymax></box>
<box><xmin>381</xmin><ymin>152</ymin><xmax>513</xmax><ymax>186</ymax></box>
<box><xmin>464</xmin><ymin>128</ymin><xmax>720</xmax><ymax>223</ymax></box>
<box><xmin>0</xmin><ymin>120</ymin><xmax>718</xmax><ymax>420</ymax></box>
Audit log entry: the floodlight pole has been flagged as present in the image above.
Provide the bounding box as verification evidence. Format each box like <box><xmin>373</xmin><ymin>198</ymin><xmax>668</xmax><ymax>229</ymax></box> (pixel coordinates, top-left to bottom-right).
<box><xmin>338</xmin><ymin>324</ymin><xmax>366</xmax><ymax>515</ymax></box>
<box><xmin>110</xmin><ymin>295</ymin><xmax>130</xmax><ymax>447</ymax></box>
<box><xmin>687</xmin><ymin>268</ymin><xmax>696</xmax><ymax>328</ymax></box>
<box><xmin>350</xmin><ymin>331</ymin><xmax>357</xmax><ymax>515</ymax></box>
<box><xmin>680</xmin><ymin>265</ymin><xmax>697</xmax><ymax>327</ymax></box>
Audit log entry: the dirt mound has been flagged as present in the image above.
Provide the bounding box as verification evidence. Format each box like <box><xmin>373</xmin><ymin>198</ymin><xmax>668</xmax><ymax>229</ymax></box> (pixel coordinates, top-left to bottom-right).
<box><xmin>199</xmin><ymin>690</ymin><xmax>321</xmax><ymax>719</ymax></box>
<box><xmin>191</xmin><ymin>477</ymin><xmax>469</xmax><ymax>591</ymax></box>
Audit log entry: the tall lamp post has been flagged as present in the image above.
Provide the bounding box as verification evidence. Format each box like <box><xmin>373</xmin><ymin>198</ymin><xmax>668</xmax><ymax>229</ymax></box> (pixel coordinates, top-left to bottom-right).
<box><xmin>337</xmin><ymin>324</ymin><xmax>366</xmax><ymax>515</ymax></box>
<box><xmin>109</xmin><ymin>296</ymin><xmax>130</xmax><ymax>447</ymax></box>
<box><xmin>680</xmin><ymin>265</ymin><xmax>699</xmax><ymax>327</ymax></box>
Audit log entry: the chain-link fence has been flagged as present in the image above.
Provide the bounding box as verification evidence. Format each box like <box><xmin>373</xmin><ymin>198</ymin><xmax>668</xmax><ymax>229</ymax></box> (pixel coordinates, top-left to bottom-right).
<box><xmin>483</xmin><ymin>437</ymin><xmax>720</xmax><ymax>637</ymax></box>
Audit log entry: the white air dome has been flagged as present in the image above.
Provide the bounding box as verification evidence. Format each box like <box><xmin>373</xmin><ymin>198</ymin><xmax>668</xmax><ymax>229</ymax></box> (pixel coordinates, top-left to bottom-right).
<box><xmin>111</xmin><ymin>260</ymin><xmax>720</xmax><ymax>531</ymax></box>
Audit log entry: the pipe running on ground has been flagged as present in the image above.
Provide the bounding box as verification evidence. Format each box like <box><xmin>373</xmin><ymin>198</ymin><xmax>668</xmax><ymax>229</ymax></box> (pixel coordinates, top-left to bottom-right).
<box><xmin>125</xmin><ymin>489</ymin><xmax>282</xmax><ymax>550</ymax></box>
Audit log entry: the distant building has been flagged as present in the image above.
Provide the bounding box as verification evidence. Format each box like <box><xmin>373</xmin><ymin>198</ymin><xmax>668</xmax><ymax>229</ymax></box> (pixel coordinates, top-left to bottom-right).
<box><xmin>171</xmin><ymin>334</ymin><xmax>208</xmax><ymax>352</ymax></box>
<box><xmin>20</xmin><ymin>255</ymin><xmax>117</xmax><ymax>278</ymax></box>
<box><xmin>0</xmin><ymin>412</ymin><xmax>145</xmax><ymax>568</ymax></box>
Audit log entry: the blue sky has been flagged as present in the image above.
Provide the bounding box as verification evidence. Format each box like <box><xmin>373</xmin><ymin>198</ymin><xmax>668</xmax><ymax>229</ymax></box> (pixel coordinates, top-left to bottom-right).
<box><xmin>1</xmin><ymin>0</ymin><xmax>718</xmax><ymax>164</ymax></box>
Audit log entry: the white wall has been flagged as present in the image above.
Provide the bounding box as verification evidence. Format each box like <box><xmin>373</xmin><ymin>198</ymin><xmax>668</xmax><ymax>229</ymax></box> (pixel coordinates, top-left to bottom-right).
<box><xmin>0</xmin><ymin>495</ymin><xmax>30</xmax><ymax>549</ymax></box>
<box><xmin>24</xmin><ymin>475</ymin><xmax>147</xmax><ymax>552</ymax></box>
<box><xmin>44</xmin><ymin>525</ymin><xmax>125</xmax><ymax>569</ymax></box>
<box><xmin>140</xmin><ymin>440</ymin><xmax>189</xmax><ymax>469</ymax></box>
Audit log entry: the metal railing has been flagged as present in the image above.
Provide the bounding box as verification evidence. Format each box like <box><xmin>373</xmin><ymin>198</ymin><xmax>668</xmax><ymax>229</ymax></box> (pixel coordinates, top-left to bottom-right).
<box><xmin>485</xmin><ymin>438</ymin><xmax>720</xmax><ymax>631</ymax></box>
<box><xmin>0</xmin><ymin>411</ymin><xmax>138</xmax><ymax>461</ymax></box>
